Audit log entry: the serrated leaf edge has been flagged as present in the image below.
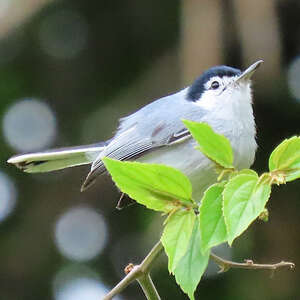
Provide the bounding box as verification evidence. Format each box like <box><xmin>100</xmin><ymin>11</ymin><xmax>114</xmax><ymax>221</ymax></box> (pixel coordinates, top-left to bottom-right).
<box><xmin>182</xmin><ymin>119</ymin><xmax>234</xmax><ymax>169</ymax></box>
<box><xmin>222</xmin><ymin>173</ymin><xmax>260</xmax><ymax>246</ymax></box>
<box><xmin>199</xmin><ymin>182</ymin><xmax>227</xmax><ymax>253</ymax></box>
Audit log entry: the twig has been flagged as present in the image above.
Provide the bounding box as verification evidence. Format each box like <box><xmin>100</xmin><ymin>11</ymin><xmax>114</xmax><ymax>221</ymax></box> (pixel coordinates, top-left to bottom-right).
<box><xmin>137</xmin><ymin>274</ymin><xmax>161</xmax><ymax>300</ymax></box>
<box><xmin>103</xmin><ymin>241</ymin><xmax>164</xmax><ymax>300</ymax></box>
<box><xmin>210</xmin><ymin>252</ymin><xmax>295</xmax><ymax>275</ymax></box>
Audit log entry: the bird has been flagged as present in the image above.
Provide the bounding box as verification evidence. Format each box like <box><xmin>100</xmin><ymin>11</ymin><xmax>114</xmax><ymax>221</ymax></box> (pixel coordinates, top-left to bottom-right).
<box><xmin>7</xmin><ymin>60</ymin><xmax>263</xmax><ymax>203</ymax></box>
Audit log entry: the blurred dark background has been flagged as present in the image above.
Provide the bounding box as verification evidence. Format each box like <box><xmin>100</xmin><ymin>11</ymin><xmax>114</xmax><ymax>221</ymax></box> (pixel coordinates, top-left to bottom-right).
<box><xmin>0</xmin><ymin>0</ymin><xmax>300</xmax><ymax>299</ymax></box>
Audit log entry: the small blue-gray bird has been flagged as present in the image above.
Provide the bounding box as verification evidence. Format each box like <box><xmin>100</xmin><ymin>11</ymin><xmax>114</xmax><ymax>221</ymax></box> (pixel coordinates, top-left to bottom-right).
<box><xmin>8</xmin><ymin>60</ymin><xmax>263</xmax><ymax>202</ymax></box>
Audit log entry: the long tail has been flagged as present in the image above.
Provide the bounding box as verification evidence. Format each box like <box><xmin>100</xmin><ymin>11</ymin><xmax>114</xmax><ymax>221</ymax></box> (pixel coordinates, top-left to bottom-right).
<box><xmin>7</xmin><ymin>142</ymin><xmax>106</xmax><ymax>173</ymax></box>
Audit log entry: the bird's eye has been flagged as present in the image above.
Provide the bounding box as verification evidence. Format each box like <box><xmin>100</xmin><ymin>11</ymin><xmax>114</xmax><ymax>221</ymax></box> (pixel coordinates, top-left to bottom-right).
<box><xmin>211</xmin><ymin>81</ymin><xmax>220</xmax><ymax>90</ymax></box>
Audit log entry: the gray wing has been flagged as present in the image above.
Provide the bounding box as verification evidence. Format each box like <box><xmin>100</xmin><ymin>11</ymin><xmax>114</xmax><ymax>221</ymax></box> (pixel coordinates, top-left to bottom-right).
<box><xmin>81</xmin><ymin>88</ymin><xmax>206</xmax><ymax>191</ymax></box>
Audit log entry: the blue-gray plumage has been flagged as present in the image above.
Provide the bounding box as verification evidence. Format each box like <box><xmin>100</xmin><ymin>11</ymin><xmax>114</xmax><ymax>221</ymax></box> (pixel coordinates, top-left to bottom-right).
<box><xmin>8</xmin><ymin>60</ymin><xmax>263</xmax><ymax>202</ymax></box>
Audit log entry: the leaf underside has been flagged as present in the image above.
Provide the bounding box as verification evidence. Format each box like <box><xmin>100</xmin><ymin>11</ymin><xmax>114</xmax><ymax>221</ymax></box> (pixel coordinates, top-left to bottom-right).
<box><xmin>223</xmin><ymin>174</ymin><xmax>271</xmax><ymax>245</ymax></box>
<box><xmin>161</xmin><ymin>209</ymin><xmax>196</xmax><ymax>273</ymax></box>
<box><xmin>269</xmin><ymin>136</ymin><xmax>300</xmax><ymax>182</ymax></box>
<box><xmin>103</xmin><ymin>158</ymin><xmax>193</xmax><ymax>212</ymax></box>
<box><xmin>199</xmin><ymin>182</ymin><xmax>227</xmax><ymax>253</ymax></box>
<box><xmin>174</xmin><ymin>216</ymin><xmax>210</xmax><ymax>300</ymax></box>
<box><xmin>182</xmin><ymin>120</ymin><xmax>234</xmax><ymax>169</ymax></box>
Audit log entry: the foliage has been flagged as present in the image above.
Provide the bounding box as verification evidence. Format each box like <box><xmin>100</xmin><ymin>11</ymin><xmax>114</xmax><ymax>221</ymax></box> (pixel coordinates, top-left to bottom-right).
<box><xmin>103</xmin><ymin>122</ymin><xmax>300</xmax><ymax>300</ymax></box>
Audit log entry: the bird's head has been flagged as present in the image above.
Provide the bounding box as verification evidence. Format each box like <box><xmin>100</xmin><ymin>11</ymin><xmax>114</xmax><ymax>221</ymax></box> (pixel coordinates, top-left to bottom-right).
<box><xmin>186</xmin><ymin>60</ymin><xmax>263</xmax><ymax>112</ymax></box>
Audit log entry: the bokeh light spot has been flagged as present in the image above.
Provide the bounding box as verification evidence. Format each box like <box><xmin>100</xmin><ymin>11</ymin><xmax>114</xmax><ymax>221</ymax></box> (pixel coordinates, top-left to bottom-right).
<box><xmin>54</xmin><ymin>206</ymin><xmax>107</xmax><ymax>261</ymax></box>
<box><xmin>53</xmin><ymin>264</ymin><xmax>123</xmax><ymax>300</ymax></box>
<box><xmin>2</xmin><ymin>98</ymin><xmax>56</xmax><ymax>152</ymax></box>
<box><xmin>287</xmin><ymin>56</ymin><xmax>300</xmax><ymax>102</ymax></box>
<box><xmin>38</xmin><ymin>10</ymin><xmax>88</xmax><ymax>60</ymax></box>
<box><xmin>56</xmin><ymin>278</ymin><xmax>106</xmax><ymax>300</ymax></box>
<box><xmin>0</xmin><ymin>171</ymin><xmax>17</xmax><ymax>222</ymax></box>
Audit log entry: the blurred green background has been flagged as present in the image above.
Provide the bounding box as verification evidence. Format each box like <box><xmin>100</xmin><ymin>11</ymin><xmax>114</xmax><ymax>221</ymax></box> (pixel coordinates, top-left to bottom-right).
<box><xmin>0</xmin><ymin>0</ymin><xmax>300</xmax><ymax>299</ymax></box>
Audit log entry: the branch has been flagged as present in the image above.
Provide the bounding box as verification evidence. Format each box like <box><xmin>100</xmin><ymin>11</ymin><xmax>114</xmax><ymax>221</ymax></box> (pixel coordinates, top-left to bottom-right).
<box><xmin>210</xmin><ymin>252</ymin><xmax>295</xmax><ymax>276</ymax></box>
<box><xmin>103</xmin><ymin>242</ymin><xmax>295</xmax><ymax>299</ymax></box>
<box><xmin>103</xmin><ymin>241</ymin><xmax>164</xmax><ymax>300</ymax></box>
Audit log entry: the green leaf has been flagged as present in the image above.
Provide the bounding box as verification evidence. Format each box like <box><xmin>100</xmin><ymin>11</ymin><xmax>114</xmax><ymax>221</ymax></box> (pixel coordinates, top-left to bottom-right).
<box><xmin>182</xmin><ymin>120</ymin><xmax>233</xmax><ymax>168</ymax></box>
<box><xmin>174</xmin><ymin>217</ymin><xmax>209</xmax><ymax>300</ymax></box>
<box><xmin>199</xmin><ymin>182</ymin><xmax>227</xmax><ymax>253</ymax></box>
<box><xmin>223</xmin><ymin>174</ymin><xmax>271</xmax><ymax>245</ymax></box>
<box><xmin>103</xmin><ymin>158</ymin><xmax>193</xmax><ymax>212</ymax></box>
<box><xmin>269</xmin><ymin>136</ymin><xmax>300</xmax><ymax>182</ymax></box>
<box><xmin>237</xmin><ymin>169</ymin><xmax>258</xmax><ymax>177</ymax></box>
<box><xmin>161</xmin><ymin>209</ymin><xmax>196</xmax><ymax>273</ymax></box>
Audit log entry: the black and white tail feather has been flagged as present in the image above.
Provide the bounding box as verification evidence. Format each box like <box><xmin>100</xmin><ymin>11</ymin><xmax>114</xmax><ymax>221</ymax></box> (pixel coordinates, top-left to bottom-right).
<box><xmin>7</xmin><ymin>142</ymin><xmax>107</xmax><ymax>176</ymax></box>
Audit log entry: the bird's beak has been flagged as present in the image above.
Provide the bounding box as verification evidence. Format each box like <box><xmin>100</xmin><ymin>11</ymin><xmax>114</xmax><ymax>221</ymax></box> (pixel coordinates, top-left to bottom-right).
<box><xmin>235</xmin><ymin>60</ymin><xmax>264</xmax><ymax>82</ymax></box>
